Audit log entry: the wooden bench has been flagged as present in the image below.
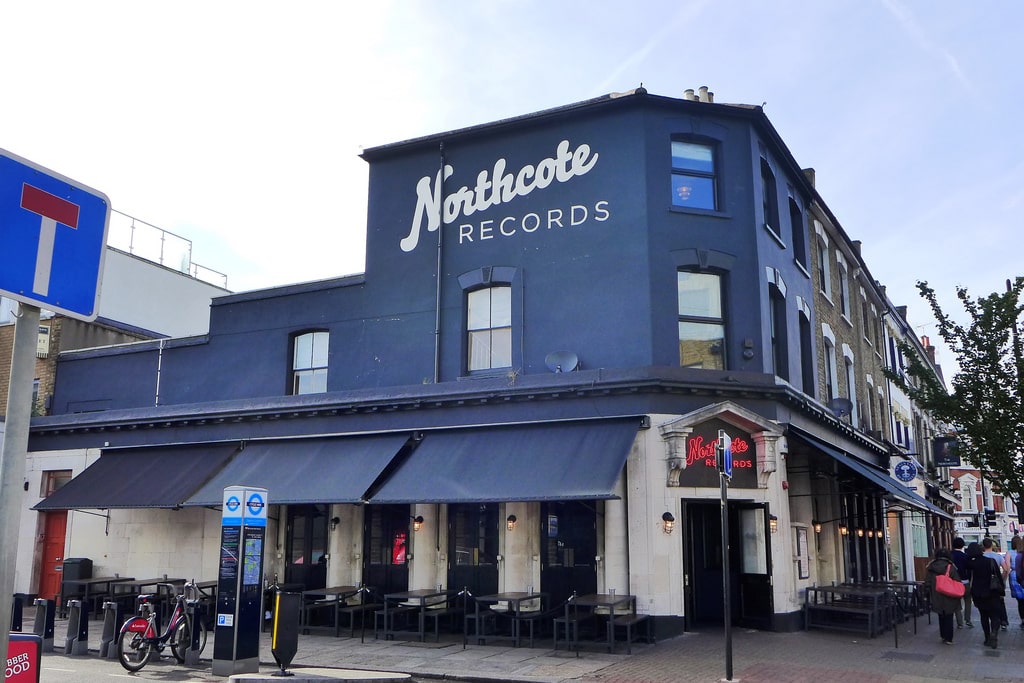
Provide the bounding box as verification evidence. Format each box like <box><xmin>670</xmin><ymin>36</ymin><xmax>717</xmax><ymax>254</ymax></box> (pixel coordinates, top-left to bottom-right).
<box><xmin>420</xmin><ymin>594</ymin><xmax>465</xmax><ymax>642</ymax></box>
<box><xmin>804</xmin><ymin>586</ymin><xmax>892</xmax><ymax>638</ymax></box>
<box><xmin>552</xmin><ymin>612</ymin><xmax>595</xmax><ymax>651</ymax></box>
<box><xmin>375</xmin><ymin>604</ymin><xmax>419</xmax><ymax>639</ymax></box>
<box><xmin>337</xmin><ymin>602</ymin><xmax>381</xmax><ymax>637</ymax></box>
<box><xmin>612</xmin><ymin>614</ymin><xmax>654</xmax><ymax>654</ymax></box>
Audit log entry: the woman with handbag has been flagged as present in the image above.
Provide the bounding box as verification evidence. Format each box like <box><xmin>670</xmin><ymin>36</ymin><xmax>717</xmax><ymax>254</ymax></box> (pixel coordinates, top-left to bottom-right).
<box><xmin>925</xmin><ymin>548</ymin><xmax>961</xmax><ymax>644</ymax></box>
<box><xmin>966</xmin><ymin>541</ymin><xmax>1005</xmax><ymax>648</ymax></box>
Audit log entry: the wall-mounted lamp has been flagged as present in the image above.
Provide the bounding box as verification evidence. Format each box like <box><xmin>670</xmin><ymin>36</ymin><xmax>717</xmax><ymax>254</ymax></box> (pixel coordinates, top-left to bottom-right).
<box><xmin>506</xmin><ymin>514</ymin><xmax>517</xmax><ymax>531</ymax></box>
<box><xmin>330</xmin><ymin>516</ymin><xmax>341</xmax><ymax>531</ymax></box>
<box><xmin>662</xmin><ymin>512</ymin><xmax>676</xmax><ymax>534</ymax></box>
<box><xmin>866</xmin><ymin>529</ymin><xmax>874</xmax><ymax>538</ymax></box>
<box><xmin>812</xmin><ymin>521</ymin><xmax>822</xmax><ymax>534</ymax></box>
<box><xmin>412</xmin><ymin>515</ymin><xmax>424</xmax><ymax>532</ymax></box>
<box><xmin>839</xmin><ymin>524</ymin><xmax>849</xmax><ymax>536</ymax></box>
<box><xmin>856</xmin><ymin>528</ymin><xmax>865</xmax><ymax>538</ymax></box>
<box><xmin>876</xmin><ymin>529</ymin><xmax>884</xmax><ymax>539</ymax></box>
<box><xmin>768</xmin><ymin>514</ymin><xmax>778</xmax><ymax>534</ymax></box>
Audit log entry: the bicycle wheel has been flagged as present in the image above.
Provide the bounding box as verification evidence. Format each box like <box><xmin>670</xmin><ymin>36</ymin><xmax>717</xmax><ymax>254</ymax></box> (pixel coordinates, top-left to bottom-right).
<box><xmin>117</xmin><ymin>618</ymin><xmax>154</xmax><ymax>672</ymax></box>
<box><xmin>171</xmin><ymin>616</ymin><xmax>208</xmax><ymax>663</ymax></box>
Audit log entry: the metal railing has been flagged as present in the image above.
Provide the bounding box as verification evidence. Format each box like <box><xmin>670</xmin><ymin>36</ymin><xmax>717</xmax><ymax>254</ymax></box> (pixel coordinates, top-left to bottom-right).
<box><xmin>107</xmin><ymin>210</ymin><xmax>228</xmax><ymax>289</ymax></box>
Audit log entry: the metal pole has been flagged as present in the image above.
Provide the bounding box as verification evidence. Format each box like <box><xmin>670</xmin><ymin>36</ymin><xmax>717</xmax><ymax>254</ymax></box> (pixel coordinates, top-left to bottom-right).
<box><xmin>0</xmin><ymin>303</ymin><xmax>42</xmax><ymax>666</ymax></box>
<box><xmin>720</xmin><ymin>473</ymin><xmax>733</xmax><ymax>681</ymax></box>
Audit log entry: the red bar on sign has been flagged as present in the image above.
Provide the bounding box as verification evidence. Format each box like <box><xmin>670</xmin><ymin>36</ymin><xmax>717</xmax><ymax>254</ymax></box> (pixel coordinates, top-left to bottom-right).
<box><xmin>21</xmin><ymin>183</ymin><xmax>80</xmax><ymax>228</ymax></box>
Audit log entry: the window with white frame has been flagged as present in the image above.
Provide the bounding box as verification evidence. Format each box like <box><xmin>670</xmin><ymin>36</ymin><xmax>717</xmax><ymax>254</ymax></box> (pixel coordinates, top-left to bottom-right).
<box><xmin>788</xmin><ymin>192</ymin><xmax>807</xmax><ymax>269</ymax></box>
<box><xmin>761</xmin><ymin>156</ymin><xmax>780</xmax><ymax>235</ymax></box>
<box><xmin>467</xmin><ymin>286</ymin><xmax>512</xmax><ymax>371</ymax></box>
<box><xmin>836</xmin><ymin>252</ymin><xmax>851</xmax><ymax>320</ymax></box>
<box><xmin>822</xmin><ymin>323</ymin><xmax>838</xmax><ymax>401</ymax></box>
<box><xmin>814</xmin><ymin>221</ymin><xmax>832</xmax><ymax>300</ymax></box>
<box><xmin>292</xmin><ymin>331</ymin><xmax>329</xmax><ymax>394</ymax></box>
<box><xmin>960</xmin><ymin>480</ymin><xmax>977</xmax><ymax>513</ymax></box>
<box><xmin>798</xmin><ymin>299</ymin><xmax>815</xmax><ymax>398</ymax></box>
<box><xmin>843</xmin><ymin>345</ymin><xmax>858</xmax><ymax>426</ymax></box>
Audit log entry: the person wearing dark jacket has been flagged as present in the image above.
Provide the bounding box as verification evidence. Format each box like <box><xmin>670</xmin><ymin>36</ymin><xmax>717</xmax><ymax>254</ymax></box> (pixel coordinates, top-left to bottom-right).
<box><xmin>966</xmin><ymin>541</ymin><xmax>1005</xmax><ymax>648</ymax></box>
<box><xmin>951</xmin><ymin>537</ymin><xmax>971</xmax><ymax>628</ymax></box>
<box><xmin>925</xmin><ymin>548</ymin><xmax>961</xmax><ymax>644</ymax></box>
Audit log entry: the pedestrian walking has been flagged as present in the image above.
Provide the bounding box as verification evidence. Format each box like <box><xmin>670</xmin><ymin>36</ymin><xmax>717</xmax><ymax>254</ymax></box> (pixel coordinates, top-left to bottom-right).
<box><xmin>981</xmin><ymin>537</ymin><xmax>1010</xmax><ymax>630</ymax></box>
<box><xmin>951</xmin><ymin>537</ymin><xmax>972</xmax><ymax>628</ymax></box>
<box><xmin>1009</xmin><ymin>536</ymin><xmax>1024</xmax><ymax>629</ymax></box>
<box><xmin>924</xmin><ymin>548</ymin><xmax>960</xmax><ymax>644</ymax></box>
<box><xmin>966</xmin><ymin>541</ymin><xmax>1005</xmax><ymax>648</ymax></box>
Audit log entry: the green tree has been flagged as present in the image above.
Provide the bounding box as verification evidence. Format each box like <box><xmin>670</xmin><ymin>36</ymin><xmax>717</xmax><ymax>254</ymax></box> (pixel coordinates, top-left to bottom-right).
<box><xmin>888</xmin><ymin>279</ymin><xmax>1024</xmax><ymax>513</ymax></box>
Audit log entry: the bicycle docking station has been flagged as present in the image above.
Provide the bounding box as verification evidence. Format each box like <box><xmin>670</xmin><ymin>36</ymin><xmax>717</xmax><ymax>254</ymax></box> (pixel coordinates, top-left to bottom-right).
<box><xmin>270</xmin><ymin>590</ymin><xmax>301</xmax><ymax>676</ymax></box>
<box><xmin>64</xmin><ymin>599</ymin><xmax>88</xmax><ymax>655</ymax></box>
<box><xmin>212</xmin><ymin>485</ymin><xmax>268</xmax><ymax>677</ymax></box>
<box><xmin>31</xmin><ymin>598</ymin><xmax>55</xmax><ymax>652</ymax></box>
<box><xmin>184</xmin><ymin>599</ymin><xmax>203</xmax><ymax>665</ymax></box>
<box><xmin>100</xmin><ymin>600</ymin><xmax>124</xmax><ymax>659</ymax></box>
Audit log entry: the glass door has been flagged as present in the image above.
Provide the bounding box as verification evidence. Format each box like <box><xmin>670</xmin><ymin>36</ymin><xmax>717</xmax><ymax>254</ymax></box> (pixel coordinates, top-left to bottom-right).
<box><xmin>284</xmin><ymin>504</ymin><xmax>329</xmax><ymax>590</ymax></box>
<box><xmin>363</xmin><ymin>504</ymin><xmax>411</xmax><ymax>595</ymax></box>
<box><xmin>448</xmin><ymin>503</ymin><xmax>499</xmax><ymax>597</ymax></box>
<box><xmin>539</xmin><ymin>501</ymin><xmax>597</xmax><ymax>606</ymax></box>
<box><xmin>735</xmin><ymin>503</ymin><xmax>773</xmax><ymax>629</ymax></box>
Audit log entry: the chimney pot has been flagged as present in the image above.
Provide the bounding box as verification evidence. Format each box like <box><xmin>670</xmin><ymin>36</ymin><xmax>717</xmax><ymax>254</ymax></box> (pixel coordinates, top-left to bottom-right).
<box><xmin>698</xmin><ymin>86</ymin><xmax>710</xmax><ymax>102</ymax></box>
<box><xmin>684</xmin><ymin>88</ymin><xmax>696</xmax><ymax>101</ymax></box>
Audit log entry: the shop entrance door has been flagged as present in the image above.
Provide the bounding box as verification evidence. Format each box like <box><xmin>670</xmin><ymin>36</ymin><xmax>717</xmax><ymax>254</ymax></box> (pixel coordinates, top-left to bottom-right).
<box><xmin>682</xmin><ymin>500</ymin><xmax>773</xmax><ymax>629</ymax></box>
<box><xmin>363</xmin><ymin>505</ymin><xmax>411</xmax><ymax>595</ymax></box>
<box><xmin>284</xmin><ymin>504</ymin><xmax>329</xmax><ymax>590</ymax></box>
<box><xmin>37</xmin><ymin>511</ymin><xmax>67</xmax><ymax>600</ymax></box>
<box><xmin>540</xmin><ymin>501</ymin><xmax>597</xmax><ymax>607</ymax></box>
<box><xmin>447</xmin><ymin>503</ymin><xmax>498</xmax><ymax>597</ymax></box>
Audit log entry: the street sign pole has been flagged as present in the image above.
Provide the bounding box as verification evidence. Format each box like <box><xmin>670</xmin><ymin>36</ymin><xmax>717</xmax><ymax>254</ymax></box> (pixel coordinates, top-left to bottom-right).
<box><xmin>0</xmin><ymin>302</ymin><xmax>42</xmax><ymax>667</ymax></box>
<box><xmin>717</xmin><ymin>429</ymin><xmax>734</xmax><ymax>682</ymax></box>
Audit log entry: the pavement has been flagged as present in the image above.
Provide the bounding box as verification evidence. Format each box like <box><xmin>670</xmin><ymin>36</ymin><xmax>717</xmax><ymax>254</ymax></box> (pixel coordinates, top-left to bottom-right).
<box><xmin>24</xmin><ymin>597</ymin><xmax>1024</xmax><ymax>683</ymax></box>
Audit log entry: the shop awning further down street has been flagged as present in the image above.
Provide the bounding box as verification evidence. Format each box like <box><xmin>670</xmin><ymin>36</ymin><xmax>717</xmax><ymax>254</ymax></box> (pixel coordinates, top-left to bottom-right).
<box><xmin>368</xmin><ymin>417</ymin><xmax>641</xmax><ymax>504</ymax></box>
<box><xmin>789</xmin><ymin>427</ymin><xmax>953</xmax><ymax>520</ymax></box>
<box><xmin>182</xmin><ymin>433</ymin><xmax>412</xmax><ymax>507</ymax></box>
<box><xmin>33</xmin><ymin>443</ymin><xmax>240</xmax><ymax>510</ymax></box>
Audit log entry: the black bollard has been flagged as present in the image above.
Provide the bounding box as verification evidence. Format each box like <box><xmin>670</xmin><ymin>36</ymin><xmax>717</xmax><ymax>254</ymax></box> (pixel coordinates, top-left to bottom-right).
<box><xmin>11</xmin><ymin>594</ymin><xmax>23</xmax><ymax>632</ymax></box>
<box><xmin>270</xmin><ymin>591</ymin><xmax>301</xmax><ymax>677</ymax></box>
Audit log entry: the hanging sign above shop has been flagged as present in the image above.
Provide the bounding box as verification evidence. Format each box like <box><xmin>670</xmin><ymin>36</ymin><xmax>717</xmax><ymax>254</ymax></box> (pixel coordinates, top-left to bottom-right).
<box><xmin>678</xmin><ymin>419</ymin><xmax>756</xmax><ymax>488</ymax></box>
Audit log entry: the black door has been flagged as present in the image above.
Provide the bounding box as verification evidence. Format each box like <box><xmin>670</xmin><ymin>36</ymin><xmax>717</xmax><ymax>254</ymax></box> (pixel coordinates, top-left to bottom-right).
<box><xmin>540</xmin><ymin>501</ymin><xmax>597</xmax><ymax>606</ymax></box>
<box><xmin>284</xmin><ymin>504</ymin><xmax>329</xmax><ymax>590</ymax></box>
<box><xmin>682</xmin><ymin>500</ymin><xmax>774</xmax><ymax>630</ymax></box>
<box><xmin>447</xmin><ymin>503</ymin><xmax>499</xmax><ymax>596</ymax></box>
<box><xmin>683</xmin><ymin>501</ymin><xmax>723</xmax><ymax>626</ymax></box>
<box><xmin>734</xmin><ymin>503</ymin><xmax>773</xmax><ymax>629</ymax></box>
<box><xmin>363</xmin><ymin>505</ymin><xmax>411</xmax><ymax>595</ymax></box>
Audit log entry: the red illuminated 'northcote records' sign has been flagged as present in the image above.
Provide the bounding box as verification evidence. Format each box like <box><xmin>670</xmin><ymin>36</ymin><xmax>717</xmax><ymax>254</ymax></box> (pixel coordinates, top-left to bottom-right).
<box><xmin>678</xmin><ymin>422</ymin><xmax>756</xmax><ymax>487</ymax></box>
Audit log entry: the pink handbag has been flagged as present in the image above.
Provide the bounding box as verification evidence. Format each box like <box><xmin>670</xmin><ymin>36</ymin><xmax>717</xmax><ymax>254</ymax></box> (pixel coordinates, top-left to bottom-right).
<box><xmin>935</xmin><ymin>564</ymin><xmax>964</xmax><ymax>598</ymax></box>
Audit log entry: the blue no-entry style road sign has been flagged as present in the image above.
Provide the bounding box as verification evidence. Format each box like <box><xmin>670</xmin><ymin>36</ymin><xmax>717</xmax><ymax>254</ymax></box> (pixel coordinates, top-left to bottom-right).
<box><xmin>0</xmin><ymin>149</ymin><xmax>110</xmax><ymax>321</ymax></box>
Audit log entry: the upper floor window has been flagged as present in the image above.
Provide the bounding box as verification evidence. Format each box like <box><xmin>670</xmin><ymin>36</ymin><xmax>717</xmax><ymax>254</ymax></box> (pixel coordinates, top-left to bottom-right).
<box><xmin>788</xmin><ymin>194</ymin><xmax>807</xmax><ymax>269</ymax></box>
<box><xmin>671</xmin><ymin>140</ymin><xmax>717</xmax><ymax>210</ymax></box>
<box><xmin>814</xmin><ymin>223</ymin><xmax>832</xmax><ymax>300</ymax></box>
<box><xmin>836</xmin><ymin>252</ymin><xmax>851</xmax><ymax>320</ymax></box>
<box><xmin>42</xmin><ymin>470</ymin><xmax>72</xmax><ymax>498</ymax></box>
<box><xmin>292</xmin><ymin>331</ymin><xmax>329</xmax><ymax>394</ymax></box>
<box><xmin>677</xmin><ymin>271</ymin><xmax>725</xmax><ymax>369</ymax></box>
<box><xmin>798</xmin><ymin>300</ymin><xmax>815</xmax><ymax>398</ymax></box>
<box><xmin>760</xmin><ymin>158</ymin><xmax>779</xmax><ymax>234</ymax></box>
<box><xmin>467</xmin><ymin>286</ymin><xmax>512</xmax><ymax>371</ymax></box>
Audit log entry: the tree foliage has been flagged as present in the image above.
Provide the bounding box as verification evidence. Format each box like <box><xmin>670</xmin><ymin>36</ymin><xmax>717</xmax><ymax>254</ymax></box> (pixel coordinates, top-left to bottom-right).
<box><xmin>888</xmin><ymin>279</ymin><xmax>1024</xmax><ymax>509</ymax></box>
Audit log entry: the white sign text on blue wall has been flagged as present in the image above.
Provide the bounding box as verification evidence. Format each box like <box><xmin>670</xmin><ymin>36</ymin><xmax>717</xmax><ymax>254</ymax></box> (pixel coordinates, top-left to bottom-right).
<box><xmin>401</xmin><ymin>140</ymin><xmax>601</xmax><ymax>252</ymax></box>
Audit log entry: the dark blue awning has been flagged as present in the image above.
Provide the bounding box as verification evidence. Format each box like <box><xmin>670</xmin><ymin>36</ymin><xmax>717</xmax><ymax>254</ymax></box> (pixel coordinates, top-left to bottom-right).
<box><xmin>182</xmin><ymin>433</ymin><xmax>411</xmax><ymax>506</ymax></box>
<box><xmin>368</xmin><ymin>418</ymin><xmax>641</xmax><ymax>504</ymax></box>
<box><xmin>789</xmin><ymin>427</ymin><xmax>952</xmax><ymax>519</ymax></box>
<box><xmin>33</xmin><ymin>444</ymin><xmax>240</xmax><ymax>510</ymax></box>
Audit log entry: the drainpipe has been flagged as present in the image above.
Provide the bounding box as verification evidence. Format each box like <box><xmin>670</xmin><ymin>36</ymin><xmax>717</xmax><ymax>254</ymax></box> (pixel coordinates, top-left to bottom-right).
<box><xmin>433</xmin><ymin>142</ymin><xmax>446</xmax><ymax>384</ymax></box>
<box><xmin>154</xmin><ymin>338</ymin><xmax>165</xmax><ymax>406</ymax></box>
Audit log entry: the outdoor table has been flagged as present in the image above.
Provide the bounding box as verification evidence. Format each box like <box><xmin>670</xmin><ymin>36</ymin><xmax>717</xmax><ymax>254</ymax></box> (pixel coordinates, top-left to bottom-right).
<box><xmin>381</xmin><ymin>588</ymin><xmax>454</xmax><ymax>641</ymax></box>
<box><xmin>471</xmin><ymin>591</ymin><xmax>545</xmax><ymax>646</ymax></box>
<box><xmin>111</xmin><ymin>577</ymin><xmax>185</xmax><ymax>617</ymax></box>
<box><xmin>61</xmin><ymin>576</ymin><xmax>135</xmax><ymax>618</ymax></box>
<box><xmin>566</xmin><ymin>592</ymin><xmax>636</xmax><ymax>653</ymax></box>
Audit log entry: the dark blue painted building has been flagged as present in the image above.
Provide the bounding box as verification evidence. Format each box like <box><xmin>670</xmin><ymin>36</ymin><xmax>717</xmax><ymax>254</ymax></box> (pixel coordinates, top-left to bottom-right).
<box><xmin>27</xmin><ymin>89</ymin><xmax>937</xmax><ymax>634</ymax></box>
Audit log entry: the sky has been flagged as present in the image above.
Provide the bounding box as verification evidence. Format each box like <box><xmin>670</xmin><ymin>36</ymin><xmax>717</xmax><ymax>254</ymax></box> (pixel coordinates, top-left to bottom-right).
<box><xmin>4</xmin><ymin>1</ymin><xmax>1023</xmax><ymax>374</ymax></box>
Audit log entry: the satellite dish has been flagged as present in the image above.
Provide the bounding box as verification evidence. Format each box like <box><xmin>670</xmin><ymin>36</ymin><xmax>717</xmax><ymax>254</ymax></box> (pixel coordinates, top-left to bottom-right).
<box><xmin>828</xmin><ymin>398</ymin><xmax>853</xmax><ymax>418</ymax></box>
<box><xmin>544</xmin><ymin>351</ymin><xmax>579</xmax><ymax>373</ymax></box>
